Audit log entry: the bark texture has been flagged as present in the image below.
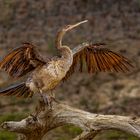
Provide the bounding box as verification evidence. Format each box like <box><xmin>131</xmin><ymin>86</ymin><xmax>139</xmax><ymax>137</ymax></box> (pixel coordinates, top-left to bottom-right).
<box><xmin>1</xmin><ymin>101</ymin><xmax>140</xmax><ymax>140</ymax></box>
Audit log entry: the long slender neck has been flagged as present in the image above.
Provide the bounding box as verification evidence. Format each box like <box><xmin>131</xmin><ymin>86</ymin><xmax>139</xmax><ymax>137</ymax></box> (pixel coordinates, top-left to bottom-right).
<box><xmin>59</xmin><ymin>46</ymin><xmax>73</xmax><ymax>60</ymax></box>
<box><xmin>55</xmin><ymin>30</ymin><xmax>64</xmax><ymax>50</ymax></box>
<box><xmin>55</xmin><ymin>20</ymin><xmax>88</xmax><ymax>51</ymax></box>
<box><xmin>55</xmin><ymin>30</ymin><xmax>72</xmax><ymax>59</ymax></box>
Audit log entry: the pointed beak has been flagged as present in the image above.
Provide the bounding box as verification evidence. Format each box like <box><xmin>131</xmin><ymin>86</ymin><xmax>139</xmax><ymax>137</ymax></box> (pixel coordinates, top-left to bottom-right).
<box><xmin>64</xmin><ymin>20</ymin><xmax>88</xmax><ymax>31</ymax></box>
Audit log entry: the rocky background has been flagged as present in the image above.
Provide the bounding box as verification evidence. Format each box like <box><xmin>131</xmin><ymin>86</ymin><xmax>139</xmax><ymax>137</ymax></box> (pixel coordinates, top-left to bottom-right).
<box><xmin>0</xmin><ymin>0</ymin><xmax>140</xmax><ymax>139</ymax></box>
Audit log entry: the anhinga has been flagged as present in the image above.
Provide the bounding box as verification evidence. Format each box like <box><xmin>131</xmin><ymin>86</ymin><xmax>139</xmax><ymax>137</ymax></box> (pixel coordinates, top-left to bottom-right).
<box><xmin>0</xmin><ymin>20</ymin><xmax>133</xmax><ymax>107</ymax></box>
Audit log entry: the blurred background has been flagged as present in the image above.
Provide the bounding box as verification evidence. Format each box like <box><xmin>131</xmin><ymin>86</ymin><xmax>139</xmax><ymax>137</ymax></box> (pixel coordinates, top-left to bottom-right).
<box><xmin>0</xmin><ymin>0</ymin><xmax>140</xmax><ymax>139</ymax></box>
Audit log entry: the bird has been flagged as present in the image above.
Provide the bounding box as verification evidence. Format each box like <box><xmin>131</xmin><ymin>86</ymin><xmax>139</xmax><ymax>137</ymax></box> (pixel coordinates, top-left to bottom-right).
<box><xmin>0</xmin><ymin>20</ymin><xmax>133</xmax><ymax>107</ymax></box>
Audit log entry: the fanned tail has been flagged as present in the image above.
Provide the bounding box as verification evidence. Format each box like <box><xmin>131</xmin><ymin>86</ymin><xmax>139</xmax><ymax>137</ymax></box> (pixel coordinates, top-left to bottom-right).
<box><xmin>0</xmin><ymin>82</ymin><xmax>33</xmax><ymax>98</ymax></box>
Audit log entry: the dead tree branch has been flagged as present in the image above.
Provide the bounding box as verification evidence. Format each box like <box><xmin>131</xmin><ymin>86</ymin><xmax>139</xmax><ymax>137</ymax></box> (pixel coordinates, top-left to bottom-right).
<box><xmin>1</xmin><ymin>101</ymin><xmax>140</xmax><ymax>140</ymax></box>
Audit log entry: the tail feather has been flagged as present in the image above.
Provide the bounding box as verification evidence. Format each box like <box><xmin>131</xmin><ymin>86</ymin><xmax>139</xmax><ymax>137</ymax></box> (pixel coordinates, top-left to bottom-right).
<box><xmin>0</xmin><ymin>82</ymin><xmax>33</xmax><ymax>98</ymax></box>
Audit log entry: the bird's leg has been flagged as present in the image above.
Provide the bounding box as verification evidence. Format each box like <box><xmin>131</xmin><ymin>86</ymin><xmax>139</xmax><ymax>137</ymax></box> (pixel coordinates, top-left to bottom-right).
<box><xmin>50</xmin><ymin>90</ymin><xmax>60</xmax><ymax>103</ymax></box>
<box><xmin>50</xmin><ymin>90</ymin><xmax>55</xmax><ymax>99</ymax></box>
<box><xmin>35</xmin><ymin>90</ymin><xmax>58</xmax><ymax>116</ymax></box>
<box><xmin>38</xmin><ymin>90</ymin><xmax>53</xmax><ymax>110</ymax></box>
<box><xmin>32</xmin><ymin>91</ymin><xmax>59</xmax><ymax>117</ymax></box>
<box><xmin>43</xmin><ymin>94</ymin><xmax>53</xmax><ymax>109</ymax></box>
<box><xmin>34</xmin><ymin>99</ymin><xmax>46</xmax><ymax>117</ymax></box>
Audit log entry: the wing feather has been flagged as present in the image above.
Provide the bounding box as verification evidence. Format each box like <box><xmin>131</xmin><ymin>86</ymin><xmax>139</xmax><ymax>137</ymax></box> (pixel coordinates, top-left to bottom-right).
<box><xmin>101</xmin><ymin>52</ymin><xmax>113</xmax><ymax>71</ymax></box>
<box><xmin>63</xmin><ymin>43</ymin><xmax>133</xmax><ymax>80</ymax></box>
<box><xmin>0</xmin><ymin>82</ymin><xmax>33</xmax><ymax>98</ymax></box>
<box><xmin>105</xmin><ymin>53</ymin><xmax>122</xmax><ymax>72</ymax></box>
<box><xmin>107</xmin><ymin>52</ymin><xmax>128</xmax><ymax>72</ymax></box>
<box><xmin>97</xmin><ymin>53</ymin><xmax>106</xmax><ymax>71</ymax></box>
<box><xmin>0</xmin><ymin>42</ymin><xmax>46</xmax><ymax>78</ymax></box>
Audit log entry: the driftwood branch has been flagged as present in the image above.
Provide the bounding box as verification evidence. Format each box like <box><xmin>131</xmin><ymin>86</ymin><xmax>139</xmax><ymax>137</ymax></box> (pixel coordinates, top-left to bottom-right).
<box><xmin>1</xmin><ymin>101</ymin><xmax>140</xmax><ymax>140</ymax></box>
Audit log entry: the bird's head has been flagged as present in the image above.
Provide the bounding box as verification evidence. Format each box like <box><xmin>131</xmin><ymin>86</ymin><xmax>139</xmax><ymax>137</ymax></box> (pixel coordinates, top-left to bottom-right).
<box><xmin>62</xmin><ymin>20</ymin><xmax>88</xmax><ymax>32</ymax></box>
<box><xmin>56</xmin><ymin>20</ymin><xmax>88</xmax><ymax>49</ymax></box>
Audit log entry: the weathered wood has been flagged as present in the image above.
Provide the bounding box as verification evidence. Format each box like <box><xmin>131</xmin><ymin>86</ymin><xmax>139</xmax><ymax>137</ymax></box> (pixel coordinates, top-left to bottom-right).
<box><xmin>1</xmin><ymin>101</ymin><xmax>140</xmax><ymax>140</ymax></box>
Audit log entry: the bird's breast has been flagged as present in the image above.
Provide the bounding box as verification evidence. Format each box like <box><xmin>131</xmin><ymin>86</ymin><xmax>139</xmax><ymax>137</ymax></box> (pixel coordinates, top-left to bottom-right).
<box><xmin>45</xmin><ymin>61</ymin><xmax>67</xmax><ymax>79</ymax></box>
<box><xmin>30</xmin><ymin>61</ymin><xmax>67</xmax><ymax>91</ymax></box>
<box><xmin>27</xmin><ymin>58</ymin><xmax>73</xmax><ymax>93</ymax></box>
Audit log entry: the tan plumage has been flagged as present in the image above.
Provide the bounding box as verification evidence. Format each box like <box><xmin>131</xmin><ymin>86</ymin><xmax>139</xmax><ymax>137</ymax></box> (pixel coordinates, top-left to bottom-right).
<box><xmin>0</xmin><ymin>20</ymin><xmax>133</xmax><ymax>103</ymax></box>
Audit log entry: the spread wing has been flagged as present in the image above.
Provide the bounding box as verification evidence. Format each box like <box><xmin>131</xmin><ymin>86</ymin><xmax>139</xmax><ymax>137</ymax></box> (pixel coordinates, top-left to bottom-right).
<box><xmin>0</xmin><ymin>42</ymin><xmax>46</xmax><ymax>78</ymax></box>
<box><xmin>63</xmin><ymin>43</ymin><xmax>133</xmax><ymax>80</ymax></box>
